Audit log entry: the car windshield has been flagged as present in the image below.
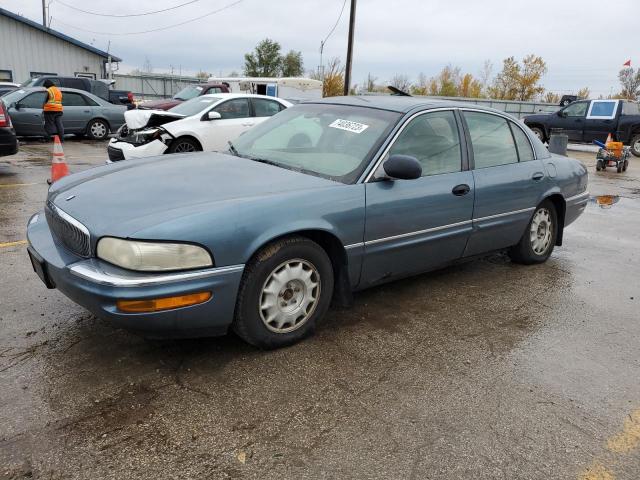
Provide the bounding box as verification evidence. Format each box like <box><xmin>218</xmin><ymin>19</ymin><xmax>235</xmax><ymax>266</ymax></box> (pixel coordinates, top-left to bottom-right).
<box><xmin>168</xmin><ymin>96</ymin><xmax>221</xmax><ymax>116</ymax></box>
<box><xmin>173</xmin><ymin>85</ymin><xmax>204</xmax><ymax>101</ymax></box>
<box><xmin>20</xmin><ymin>78</ymin><xmax>38</xmax><ymax>87</ymax></box>
<box><xmin>231</xmin><ymin>103</ymin><xmax>401</xmax><ymax>183</ymax></box>
<box><xmin>1</xmin><ymin>89</ymin><xmax>27</xmax><ymax>105</ymax></box>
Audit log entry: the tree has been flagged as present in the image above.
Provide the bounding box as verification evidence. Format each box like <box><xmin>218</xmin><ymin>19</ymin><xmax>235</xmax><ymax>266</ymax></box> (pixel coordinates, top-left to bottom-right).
<box><xmin>543</xmin><ymin>92</ymin><xmax>561</xmax><ymax>103</ymax></box>
<box><xmin>479</xmin><ymin>60</ymin><xmax>493</xmax><ymax>95</ymax></box>
<box><xmin>244</xmin><ymin>38</ymin><xmax>282</xmax><ymax>77</ymax></box>
<box><xmin>433</xmin><ymin>65</ymin><xmax>460</xmax><ymax>97</ymax></box>
<box><xmin>577</xmin><ymin>87</ymin><xmax>590</xmax><ymax>99</ymax></box>
<box><xmin>195</xmin><ymin>70</ymin><xmax>209</xmax><ymax>81</ymax></box>
<box><xmin>411</xmin><ymin>72</ymin><xmax>429</xmax><ymax>95</ymax></box>
<box><xmin>489</xmin><ymin>55</ymin><xmax>547</xmax><ymax>101</ymax></box>
<box><xmin>458</xmin><ymin>73</ymin><xmax>482</xmax><ymax>98</ymax></box>
<box><xmin>619</xmin><ymin>67</ymin><xmax>640</xmax><ymax>100</ymax></box>
<box><xmin>365</xmin><ymin>73</ymin><xmax>378</xmax><ymax>92</ymax></box>
<box><xmin>322</xmin><ymin>57</ymin><xmax>344</xmax><ymax>97</ymax></box>
<box><xmin>281</xmin><ymin>50</ymin><xmax>304</xmax><ymax>77</ymax></box>
<box><xmin>390</xmin><ymin>74</ymin><xmax>411</xmax><ymax>92</ymax></box>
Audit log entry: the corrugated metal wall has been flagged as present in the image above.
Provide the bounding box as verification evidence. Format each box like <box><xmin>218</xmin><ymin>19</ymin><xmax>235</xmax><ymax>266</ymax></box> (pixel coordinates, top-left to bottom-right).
<box><xmin>113</xmin><ymin>74</ymin><xmax>202</xmax><ymax>100</ymax></box>
<box><xmin>0</xmin><ymin>15</ymin><xmax>106</xmax><ymax>83</ymax></box>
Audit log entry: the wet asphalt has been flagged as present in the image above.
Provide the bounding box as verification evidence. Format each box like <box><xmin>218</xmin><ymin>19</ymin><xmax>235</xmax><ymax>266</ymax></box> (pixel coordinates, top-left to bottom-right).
<box><xmin>0</xmin><ymin>139</ymin><xmax>639</xmax><ymax>480</ymax></box>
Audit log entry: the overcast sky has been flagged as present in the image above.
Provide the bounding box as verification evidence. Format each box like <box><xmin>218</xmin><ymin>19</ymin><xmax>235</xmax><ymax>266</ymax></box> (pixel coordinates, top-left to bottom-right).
<box><xmin>1</xmin><ymin>0</ymin><xmax>637</xmax><ymax>96</ymax></box>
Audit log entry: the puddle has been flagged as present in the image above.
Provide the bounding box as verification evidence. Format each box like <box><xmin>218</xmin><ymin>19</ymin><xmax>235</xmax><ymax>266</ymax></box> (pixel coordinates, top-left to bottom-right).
<box><xmin>589</xmin><ymin>195</ymin><xmax>620</xmax><ymax>209</ymax></box>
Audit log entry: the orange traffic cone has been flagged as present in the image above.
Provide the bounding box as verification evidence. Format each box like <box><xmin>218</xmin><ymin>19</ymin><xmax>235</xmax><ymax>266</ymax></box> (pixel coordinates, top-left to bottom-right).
<box><xmin>605</xmin><ymin>133</ymin><xmax>613</xmax><ymax>145</ymax></box>
<box><xmin>49</xmin><ymin>135</ymin><xmax>69</xmax><ymax>184</ymax></box>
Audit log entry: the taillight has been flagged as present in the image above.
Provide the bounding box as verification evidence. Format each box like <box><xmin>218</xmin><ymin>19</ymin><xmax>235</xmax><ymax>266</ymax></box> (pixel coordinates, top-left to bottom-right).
<box><xmin>0</xmin><ymin>102</ymin><xmax>9</xmax><ymax>128</ymax></box>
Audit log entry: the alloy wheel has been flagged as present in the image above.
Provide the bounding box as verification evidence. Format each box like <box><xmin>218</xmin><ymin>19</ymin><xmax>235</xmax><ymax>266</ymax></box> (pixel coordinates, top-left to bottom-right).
<box><xmin>91</xmin><ymin>122</ymin><xmax>107</xmax><ymax>138</ymax></box>
<box><xmin>259</xmin><ymin>259</ymin><xmax>321</xmax><ymax>334</ymax></box>
<box><xmin>174</xmin><ymin>142</ymin><xmax>196</xmax><ymax>153</ymax></box>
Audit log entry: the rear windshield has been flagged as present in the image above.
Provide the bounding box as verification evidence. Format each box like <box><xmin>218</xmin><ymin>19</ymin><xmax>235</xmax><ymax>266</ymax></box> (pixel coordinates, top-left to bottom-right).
<box><xmin>173</xmin><ymin>85</ymin><xmax>204</xmax><ymax>101</ymax></box>
<box><xmin>168</xmin><ymin>96</ymin><xmax>221</xmax><ymax>116</ymax></box>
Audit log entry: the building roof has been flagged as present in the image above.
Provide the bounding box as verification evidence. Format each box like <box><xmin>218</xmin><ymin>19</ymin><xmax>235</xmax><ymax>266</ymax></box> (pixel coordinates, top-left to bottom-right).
<box><xmin>0</xmin><ymin>8</ymin><xmax>122</xmax><ymax>62</ymax></box>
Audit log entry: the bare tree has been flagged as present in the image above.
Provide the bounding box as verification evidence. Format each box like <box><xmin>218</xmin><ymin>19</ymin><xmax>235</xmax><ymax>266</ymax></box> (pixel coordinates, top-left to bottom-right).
<box><xmin>619</xmin><ymin>67</ymin><xmax>640</xmax><ymax>100</ymax></box>
<box><xmin>390</xmin><ymin>74</ymin><xmax>411</xmax><ymax>93</ymax></box>
<box><xmin>365</xmin><ymin>73</ymin><xmax>377</xmax><ymax>92</ymax></box>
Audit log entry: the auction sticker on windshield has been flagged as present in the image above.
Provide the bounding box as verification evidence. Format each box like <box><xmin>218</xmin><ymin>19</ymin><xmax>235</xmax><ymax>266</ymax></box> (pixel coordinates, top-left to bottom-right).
<box><xmin>329</xmin><ymin>119</ymin><xmax>369</xmax><ymax>134</ymax></box>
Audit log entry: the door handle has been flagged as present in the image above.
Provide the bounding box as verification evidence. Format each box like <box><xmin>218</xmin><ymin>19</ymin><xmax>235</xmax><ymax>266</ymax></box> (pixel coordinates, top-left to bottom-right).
<box><xmin>452</xmin><ymin>184</ymin><xmax>471</xmax><ymax>196</ymax></box>
<box><xmin>242</xmin><ymin>122</ymin><xmax>255</xmax><ymax>127</ymax></box>
<box><xmin>532</xmin><ymin>172</ymin><xmax>545</xmax><ymax>181</ymax></box>
<box><xmin>83</xmin><ymin>110</ymin><xmax>90</xmax><ymax>113</ymax></box>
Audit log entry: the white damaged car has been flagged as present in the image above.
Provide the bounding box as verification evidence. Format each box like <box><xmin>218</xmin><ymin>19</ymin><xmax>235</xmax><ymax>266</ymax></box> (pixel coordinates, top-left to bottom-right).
<box><xmin>107</xmin><ymin>93</ymin><xmax>291</xmax><ymax>162</ymax></box>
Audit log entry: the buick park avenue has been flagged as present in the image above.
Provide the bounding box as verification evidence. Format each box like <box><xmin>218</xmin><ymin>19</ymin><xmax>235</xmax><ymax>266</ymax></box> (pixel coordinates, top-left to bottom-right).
<box><xmin>27</xmin><ymin>96</ymin><xmax>589</xmax><ymax>348</ymax></box>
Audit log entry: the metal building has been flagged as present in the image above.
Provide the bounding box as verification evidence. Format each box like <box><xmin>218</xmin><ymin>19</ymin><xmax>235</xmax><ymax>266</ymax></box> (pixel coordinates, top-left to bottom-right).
<box><xmin>0</xmin><ymin>8</ymin><xmax>121</xmax><ymax>84</ymax></box>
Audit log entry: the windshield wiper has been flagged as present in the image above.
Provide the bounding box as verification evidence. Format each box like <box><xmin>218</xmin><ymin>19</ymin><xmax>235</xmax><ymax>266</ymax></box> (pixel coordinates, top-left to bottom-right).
<box><xmin>227</xmin><ymin>140</ymin><xmax>239</xmax><ymax>156</ymax></box>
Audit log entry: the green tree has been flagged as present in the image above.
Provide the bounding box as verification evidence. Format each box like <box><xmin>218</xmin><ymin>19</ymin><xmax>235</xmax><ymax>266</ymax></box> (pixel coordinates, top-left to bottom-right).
<box><xmin>489</xmin><ymin>55</ymin><xmax>547</xmax><ymax>101</ymax></box>
<box><xmin>244</xmin><ymin>38</ymin><xmax>282</xmax><ymax>77</ymax></box>
<box><xmin>281</xmin><ymin>50</ymin><xmax>304</xmax><ymax>77</ymax></box>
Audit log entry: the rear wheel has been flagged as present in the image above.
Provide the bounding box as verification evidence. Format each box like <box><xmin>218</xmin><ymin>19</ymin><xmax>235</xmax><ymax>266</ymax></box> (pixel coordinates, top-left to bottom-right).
<box><xmin>508</xmin><ymin>200</ymin><xmax>557</xmax><ymax>265</ymax></box>
<box><xmin>596</xmin><ymin>160</ymin><xmax>603</xmax><ymax>171</ymax></box>
<box><xmin>233</xmin><ymin>236</ymin><xmax>334</xmax><ymax>349</ymax></box>
<box><xmin>168</xmin><ymin>137</ymin><xmax>201</xmax><ymax>154</ymax></box>
<box><xmin>631</xmin><ymin>134</ymin><xmax>640</xmax><ymax>157</ymax></box>
<box><xmin>623</xmin><ymin>159</ymin><xmax>629</xmax><ymax>172</ymax></box>
<box><xmin>86</xmin><ymin>119</ymin><xmax>109</xmax><ymax>140</ymax></box>
<box><xmin>530</xmin><ymin>127</ymin><xmax>545</xmax><ymax>143</ymax></box>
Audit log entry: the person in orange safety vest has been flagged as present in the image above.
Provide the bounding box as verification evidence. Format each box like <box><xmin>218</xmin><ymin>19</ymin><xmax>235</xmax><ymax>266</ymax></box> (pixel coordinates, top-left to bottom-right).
<box><xmin>42</xmin><ymin>79</ymin><xmax>64</xmax><ymax>142</ymax></box>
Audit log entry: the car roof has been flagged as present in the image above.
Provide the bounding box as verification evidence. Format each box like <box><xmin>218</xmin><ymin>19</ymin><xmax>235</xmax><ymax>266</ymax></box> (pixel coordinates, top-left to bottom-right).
<box><xmin>307</xmin><ymin>95</ymin><xmax>509</xmax><ymax>115</ymax></box>
<box><xmin>198</xmin><ymin>93</ymin><xmax>288</xmax><ymax>101</ymax></box>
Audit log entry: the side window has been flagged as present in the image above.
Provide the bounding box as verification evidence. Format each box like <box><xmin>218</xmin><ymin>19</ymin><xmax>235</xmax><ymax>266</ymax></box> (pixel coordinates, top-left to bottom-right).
<box><xmin>19</xmin><ymin>92</ymin><xmax>47</xmax><ymax>108</ymax></box>
<box><xmin>62</xmin><ymin>92</ymin><xmax>88</xmax><ymax>107</ymax></box>
<box><xmin>387</xmin><ymin>110</ymin><xmax>462</xmax><ymax>176</ymax></box>
<box><xmin>213</xmin><ymin>98</ymin><xmax>250</xmax><ymax>119</ymax></box>
<box><xmin>587</xmin><ymin>100</ymin><xmax>618</xmax><ymax>119</ymax></box>
<box><xmin>205</xmin><ymin>87</ymin><xmax>222</xmax><ymax>94</ymax></box>
<box><xmin>562</xmin><ymin>102</ymin><xmax>588</xmax><ymax>117</ymax></box>
<box><xmin>511</xmin><ymin>123</ymin><xmax>535</xmax><ymax>162</ymax></box>
<box><xmin>252</xmin><ymin>98</ymin><xmax>283</xmax><ymax>117</ymax></box>
<box><xmin>464</xmin><ymin>111</ymin><xmax>518</xmax><ymax>169</ymax></box>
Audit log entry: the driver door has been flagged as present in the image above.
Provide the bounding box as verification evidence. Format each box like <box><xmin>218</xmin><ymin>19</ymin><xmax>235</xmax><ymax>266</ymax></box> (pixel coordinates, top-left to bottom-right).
<box><xmin>361</xmin><ymin>110</ymin><xmax>474</xmax><ymax>287</ymax></box>
<box><xmin>549</xmin><ymin>101</ymin><xmax>589</xmax><ymax>142</ymax></box>
<box><xmin>9</xmin><ymin>92</ymin><xmax>47</xmax><ymax>136</ymax></box>
<box><xmin>202</xmin><ymin>98</ymin><xmax>252</xmax><ymax>151</ymax></box>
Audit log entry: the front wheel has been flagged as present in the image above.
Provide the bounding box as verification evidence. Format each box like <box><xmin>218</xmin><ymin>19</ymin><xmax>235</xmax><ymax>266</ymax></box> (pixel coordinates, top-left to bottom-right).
<box><xmin>530</xmin><ymin>127</ymin><xmax>545</xmax><ymax>143</ymax></box>
<box><xmin>167</xmin><ymin>137</ymin><xmax>202</xmax><ymax>154</ymax></box>
<box><xmin>233</xmin><ymin>236</ymin><xmax>334</xmax><ymax>349</ymax></box>
<box><xmin>508</xmin><ymin>201</ymin><xmax>557</xmax><ymax>265</ymax></box>
<box><xmin>630</xmin><ymin>134</ymin><xmax>640</xmax><ymax>158</ymax></box>
<box><xmin>86</xmin><ymin>119</ymin><xmax>109</xmax><ymax>140</ymax></box>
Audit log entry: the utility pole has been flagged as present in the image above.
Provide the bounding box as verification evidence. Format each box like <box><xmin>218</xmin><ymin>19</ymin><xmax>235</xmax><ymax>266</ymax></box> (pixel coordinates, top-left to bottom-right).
<box><xmin>41</xmin><ymin>0</ymin><xmax>47</xmax><ymax>27</ymax></box>
<box><xmin>343</xmin><ymin>0</ymin><xmax>357</xmax><ymax>96</ymax></box>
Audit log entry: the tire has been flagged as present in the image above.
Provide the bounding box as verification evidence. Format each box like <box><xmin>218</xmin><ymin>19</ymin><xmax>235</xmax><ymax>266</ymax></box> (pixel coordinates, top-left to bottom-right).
<box><xmin>596</xmin><ymin>160</ymin><xmax>603</xmax><ymax>171</ymax></box>
<box><xmin>508</xmin><ymin>200</ymin><xmax>558</xmax><ymax>265</ymax></box>
<box><xmin>167</xmin><ymin>137</ymin><xmax>201</xmax><ymax>154</ymax></box>
<box><xmin>617</xmin><ymin>164</ymin><xmax>623</xmax><ymax>173</ymax></box>
<box><xmin>631</xmin><ymin>134</ymin><xmax>640</xmax><ymax>158</ymax></box>
<box><xmin>530</xmin><ymin>127</ymin><xmax>545</xmax><ymax>143</ymax></box>
<box><xmin>232</xmin><ymin>236</ymin><xmax>334</xmax><ymax>349</ymax></box>
<box><xmin>86</xmin><ymin>119</ymin><xmax>109</xmax><ymax>140</ymax></box>
<box><xmin>623</xmin><ymin>160</ymin><xmax>629</xmax><ymax>172</ymax></box>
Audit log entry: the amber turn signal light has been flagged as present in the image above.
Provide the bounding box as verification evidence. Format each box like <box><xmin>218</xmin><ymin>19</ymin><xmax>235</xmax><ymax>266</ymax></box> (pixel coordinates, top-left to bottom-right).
<box><xmin>117</xmin><ymin>292</ymin><xmax>212</xmax><ymax>313</ymax></box>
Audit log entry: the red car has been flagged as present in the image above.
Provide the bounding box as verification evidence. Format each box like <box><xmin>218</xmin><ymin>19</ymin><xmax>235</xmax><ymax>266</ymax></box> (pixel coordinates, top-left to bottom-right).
<box><xmin>138</xmin><ymin>82</ymin><xmax>230</xmax><ymax>110</ymax></box>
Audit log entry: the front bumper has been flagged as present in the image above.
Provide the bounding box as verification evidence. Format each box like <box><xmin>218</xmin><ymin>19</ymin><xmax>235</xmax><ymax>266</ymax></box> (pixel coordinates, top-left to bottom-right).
<box><xmin>107</xmin><ymin>138</ymin><xmax>168</xmax><ymax>163</ymax></box>
<box><xmin>27</xmin><ymin>212</ymin><xmax>244</xmax><ymax>338</ymax></box>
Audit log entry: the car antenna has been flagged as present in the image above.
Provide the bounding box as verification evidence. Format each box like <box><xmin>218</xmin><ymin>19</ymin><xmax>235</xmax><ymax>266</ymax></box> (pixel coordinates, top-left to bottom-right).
<box><xmin>387</xmin><ymin>86</ymin><xmax>412</xmax><ymax>97</ymax></box>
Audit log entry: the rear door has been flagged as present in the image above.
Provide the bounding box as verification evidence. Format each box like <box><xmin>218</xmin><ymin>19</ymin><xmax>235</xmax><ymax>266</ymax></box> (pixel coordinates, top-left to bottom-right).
<box><xmin>462</xmin><ymin>110</ymin><xmax>547</xmax><ymax>256</ymax></box>
<box><xmin>583</xmin><ymin>100</ymin><xmax>619</xmax><ymax>143</ymax></box>
<box><xmin>250</xmin><ymin>97</ymin><xmax>285</xmax><ymax>126</ymax></box>
<box><xmin>201</xmin><ymin>98</ymin><xmax>251</xmax><ymax>150</ymax></box>
<box><xmin>10</xmin><ymin>91</ymin><xmax>47</xmax><ymax>136</ymax></box>
<box><xmin>60</xmin><ymin>91</ymin><xmax>92</xmax><ymax>133</ymax></box>
<box><xmin>361</xmin><ymin>109</ymin><xmax>475</xmax><ymax>286</ymax></box>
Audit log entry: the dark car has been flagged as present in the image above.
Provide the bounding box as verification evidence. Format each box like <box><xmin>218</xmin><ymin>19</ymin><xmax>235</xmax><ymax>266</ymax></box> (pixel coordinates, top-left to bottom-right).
<box><xmin>138</xmin><ymin>82</ymin><xmax>230</xmax><ymax>110</ymax></box>
<box><xmin>27</xmin><ymin>97</ymin><xmax>588</xmax><ymax>348</ymax></box>
<box><xmin>0</xmin><ymin>100</ymin><xmax>18</xmax><ymax>156</ymax></box>
<box><xmin>22</xmin><ymin>76</ymin><xmax>135</xmax><ymax>109</ymax></box>
<box><xmin>524</xmin><ymin>99</ymin><xmax>640</xmax><ymax>156</ymax></box>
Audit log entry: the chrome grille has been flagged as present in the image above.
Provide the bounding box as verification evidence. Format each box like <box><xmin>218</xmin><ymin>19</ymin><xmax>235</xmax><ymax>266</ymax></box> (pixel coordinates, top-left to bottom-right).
<box><xmin>45</xmin><ymin>201</ymin><xmax>91</xmax><ymax>258</ymax></box>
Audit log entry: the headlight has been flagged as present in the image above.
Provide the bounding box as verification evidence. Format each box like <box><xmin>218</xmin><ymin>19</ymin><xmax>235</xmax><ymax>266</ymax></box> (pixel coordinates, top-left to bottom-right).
<box><xmin>97</xmin><ymin>237</ymin><xmax>213</xmax><ymax>272</ymax></box>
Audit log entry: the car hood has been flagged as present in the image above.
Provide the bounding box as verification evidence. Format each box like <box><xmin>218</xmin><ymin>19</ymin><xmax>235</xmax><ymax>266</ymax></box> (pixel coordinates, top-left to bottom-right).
<box><xmin>48</xmin><ymin>152</ymin><xmax>341</xmax><ymax>238</ymax></box>
<box><xmin>123</xmin><ymin>109</ymin><xmax>185</xmax><ymax>130</ymax></box>
<box><xmin>138</xmin><ymin>99</ymin><xmax>181</xmax><ymax>111</ymax></box>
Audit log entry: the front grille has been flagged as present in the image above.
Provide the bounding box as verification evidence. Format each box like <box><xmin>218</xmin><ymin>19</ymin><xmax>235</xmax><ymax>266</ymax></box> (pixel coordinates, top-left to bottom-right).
<box><xmin>107</xmin><ymin>145</ymin><xmax>125</xmax><ymax>161</ymax></box>
<box><xmin>45</xmin><ymin>201</ymin><xmax>91</xmax><ymax>257</ymax></box>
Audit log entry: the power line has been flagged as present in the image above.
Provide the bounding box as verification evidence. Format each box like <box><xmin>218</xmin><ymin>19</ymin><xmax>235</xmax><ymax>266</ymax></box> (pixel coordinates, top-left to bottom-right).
<box><xmin>50</xmin><ymin>0</ymin><xmax>245</xmax><ymax>35</ymax></box>
<box><xmin>52</xmin><ymin>0</ymin><xmax>202</xmax><ymax>17</ymax></box>
<box><xmin>322</xmin><ymin>0</ymin><xmax>347</xmax><ymax>47</ymax></box>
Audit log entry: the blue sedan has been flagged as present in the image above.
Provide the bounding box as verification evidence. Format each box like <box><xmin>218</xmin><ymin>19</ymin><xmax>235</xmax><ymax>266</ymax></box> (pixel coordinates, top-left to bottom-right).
<box><xmin>26</xmin><ymin>96</ymin><xmax>589</xmax><ymax>348</ymax></box>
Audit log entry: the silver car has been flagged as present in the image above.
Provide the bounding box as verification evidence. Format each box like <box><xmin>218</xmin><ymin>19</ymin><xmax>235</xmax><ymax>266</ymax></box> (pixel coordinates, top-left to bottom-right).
<box><xmin>1</xmin><ymin>87</ymin><xmax>125</xmax><ymax>140</ymax></box>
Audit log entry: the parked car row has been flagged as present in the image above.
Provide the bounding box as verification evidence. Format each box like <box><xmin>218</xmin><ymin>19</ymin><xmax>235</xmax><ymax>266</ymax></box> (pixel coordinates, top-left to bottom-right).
<box><xmin>27</xmin><ymin>95</ymin><xmax>589</xmax><ymax>349</ymax></box>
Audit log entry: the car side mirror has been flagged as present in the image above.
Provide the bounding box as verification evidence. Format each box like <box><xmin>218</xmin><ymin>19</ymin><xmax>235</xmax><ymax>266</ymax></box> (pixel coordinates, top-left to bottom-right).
<box><xmin>558</xmin><ymin>111</ymin><xmax>566</xmax><ymax>118</ymax></box>
<box><xmin>11</xmin><ymin>102</ymin><xmax>19</xmax><ymax>110</ymax></box>
<box><xmin>206</xmin><ymin>111</ymin><xmax>221</xmax><ymax>121</ymax></box>
<box><xmin>382</xmin><ymin>154</ymin><xmax>422</xmax><ymax>180</ymax></box>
